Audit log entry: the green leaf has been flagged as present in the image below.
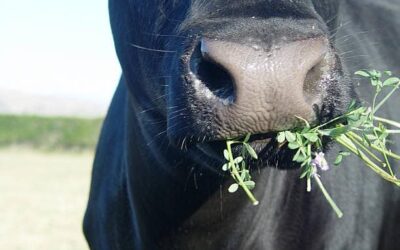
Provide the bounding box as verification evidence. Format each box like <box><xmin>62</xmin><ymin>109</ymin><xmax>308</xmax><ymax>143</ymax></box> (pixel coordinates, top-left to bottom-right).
<box><xmin>277</xmin><ymin>132</ymin><xmax>286</xmax><ymax>143</ymax></box>
<box><xmin>369</xmin><ymin>70</ymin><xmax>381</xmax><ymax>79</ymax></box>
<box><xmin>347</xmin><ymin>112</ymin><xmax>361</xmax><ymax>121</ymax></box>
<box><xmin>300</xmin><ymin>170</ymin><xmax>309</xmax><ymax>179</ymax></box>
<box><xmin>244</xmin><ymin>181</ymin><xmax>256</xmax><ymax>190</ymax></box>
<box><xmin>228</xmin><ymin>183</ymin><xmax>239</xmax><ymax>193</ymax></box>
<box><xmin>243</xmin><ymin>133</ymin><xmax>251</xmax><ymax>143</ymax></box>
<box><xmin>347</xmin><ymin>99</ymin><xmax>357</xmax><ymax>111</ymax></box>
<box><xmin>295</xmin><ymin>153</ymin><xmax>307</xmax><ymax>163</ymax></box>
<box><xmin>293</xmin><ymin>148</ymin><xmax>308</xmax><ymax>163</ymax></box>
<box><xmin>372</xmin><ymin>139</ymin><xmax>381</xmax><ymax>147</ymax></box>
<box><xmin>383</xmin><ymin>77</ymin><xmax>400</xmax><ymax>86</ymax></box>
<box><xmin>362</xmin><ymin>133</ymin><xmax>373</xmax><ymax>145</ymax></box>
<box><xmin>241</xmin><ymin>160</ymin><xmax>246</xmax><ymax>171</ymax></box>
<box><xmin>365</xmin><ymin>134</ymin><xmax>378</xmax><ymax>141</ymax></box>
<box><xmin>293</xmin><ymin>149</ymin><xmax>301</xmax><ymax>162</ymax></box>
<box><xmin>348</xmin><ymin>112</ymin><xmax>368</xmax><ymax>128</ymax></box>
<box><xmin>340</xmin><ymin>151</ymin><xmax>351</xmax><ymax>156</ymax></box>
<box><xmin>296</xmin><ymin>133</ymin><xmax>304</xmax><ymax>144</ymax></box>
<box><xmin>355</xmin><ymin>70</ymin><xmax>370</xmax><ymax>78</ymax></box>
<box><xmin>244</xmin><ymin>143</ymin><xmax>258</xmax><ymax>159</ymax></box>
<box><xmin>223</xmin><ymin>149</ymin><xmax>229</xmax><ymax>160</ymax></box>
<box><xmin>384</xmin><ymin>70</ymin><xmax>392</xmax><ymax>76</ymax></box>
<box><xmin>241</xmin><ymin>169</ymin><xmax>250</xmax><ymax>180</ymax></box>
<box><xmin>234</xmin><ymin>156</ymin><xmax>243</xmax><ymax>164</ymax></box>
<box><xmin>303</xmin><ymin>132</ymin><xmax>319</xmax><ymax>142</ymax></box>
<box><xmin>334</xmin><ymin>154</ymin><xmax>343</xmax><ymax>165</ymax></box>
<box><xmin>301</xmin><ymin>126</ymin><xmax>311</xmax><ymax>134</ymax></box>
<box><xmin>319</xmin><ymin>126</ymin><xmax>348</xmax><ymax>137</ymax></box>
<box><xmin>222</xmin><ymin>163</ymin><xmax>228</xmax><ymax>171</ymax></box>
<box><xmin>285</xmin><ymin>131</ymin><xmax>296</xmax><ymax>142</ymax></box>
<box><xmin>288</xmin><ymin>141</ymin><xmax>300</xmax><ymax>149</ymax></box>
<box><xmin>371</xmin><ymin>79</ymin><xmax>379</xmax><ymax>86</ymax></box>
<box><xmin>301</xmin><ymin>159</ymin><xmax>310</xmax><ymax>167</ymax></box>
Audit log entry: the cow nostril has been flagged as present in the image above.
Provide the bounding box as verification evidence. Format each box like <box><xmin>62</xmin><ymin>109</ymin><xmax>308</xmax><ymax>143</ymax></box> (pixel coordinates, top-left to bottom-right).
<box><xmin>190</xmin><ymin>42</ymin><xmax>235</xmax><ymax>103</ymax></box>
<box><xmin>303</xmin><ymin>57</ymin><xmax>327</xmax><ymax>106</ymax></box>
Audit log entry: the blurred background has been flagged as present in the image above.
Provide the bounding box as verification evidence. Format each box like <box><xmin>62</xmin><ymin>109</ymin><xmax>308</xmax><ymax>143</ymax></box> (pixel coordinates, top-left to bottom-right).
<box><xmin>0</xmin><ymin>1</ymin><xmax>119</xmax><ymax>249</ymax></box>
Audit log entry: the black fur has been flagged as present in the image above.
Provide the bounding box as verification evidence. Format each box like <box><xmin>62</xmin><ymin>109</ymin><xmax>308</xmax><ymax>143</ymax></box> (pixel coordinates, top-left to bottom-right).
<box><xmin>84</xmin><ymin>1</ymin><xmax>400</xmax><ymax>249</ymax></box>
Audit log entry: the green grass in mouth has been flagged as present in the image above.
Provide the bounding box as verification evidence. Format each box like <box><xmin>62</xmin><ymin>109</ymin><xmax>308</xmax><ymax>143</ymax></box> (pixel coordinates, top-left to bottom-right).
<box><xmin>223</xmin><ymin>70</ymin><xmax>400</xmax><ymax>218</ymax></box>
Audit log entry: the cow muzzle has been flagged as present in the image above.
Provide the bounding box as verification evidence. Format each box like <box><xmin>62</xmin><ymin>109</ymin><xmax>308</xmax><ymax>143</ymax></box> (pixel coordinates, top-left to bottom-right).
<box><xmin>186</xmin><ymin>37</ymin><xmax>334</xmax><ymax>138</ymax></box>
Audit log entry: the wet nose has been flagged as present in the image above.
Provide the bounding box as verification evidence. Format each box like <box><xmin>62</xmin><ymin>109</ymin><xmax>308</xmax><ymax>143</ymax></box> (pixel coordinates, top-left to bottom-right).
<box><xmin>189</xmin><ymin>37</ymin><xmax>330</xmax><ymax>135</ymax></box>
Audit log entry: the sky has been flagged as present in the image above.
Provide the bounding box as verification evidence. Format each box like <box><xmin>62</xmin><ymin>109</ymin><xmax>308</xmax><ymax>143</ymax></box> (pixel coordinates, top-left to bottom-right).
<box><xmin>0</xmin><ymin>0</ymin><xmax>120</xmax><ymax>106</ymax></box>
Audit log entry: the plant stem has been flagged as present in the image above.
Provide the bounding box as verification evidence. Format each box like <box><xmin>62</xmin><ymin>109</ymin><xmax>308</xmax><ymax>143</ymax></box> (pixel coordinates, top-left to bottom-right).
<box><xmin>382</xmin><ymin>149</ymin><xmax>395</xmax><ymax>177</ymax></box>
<box><xmin>335</xmin><ymin>134</ymin><xmax>400</xmax><ymax>185</ymax></box>
<box><xmin>346</xmin><ymin>132</ymin><xmax>384</xmax><ymax>164</ymax></box>
<box><xmin>347</xmin><ymin>132</ymin><xmax>394</xmax><ymax>177</ymax></box>
<box><xmin>371</xmin><ymin>91</ymin><xmax>379</xmax><ymax>118</ymax></box>
<box><xmin>348</xmin><ymin>131</ymin><xmax>400</xmax><ymax>160</ymax></box>
<box><xmin>386</xmin><ymin>130</ymin><xmax>400</xmax><ymax>134</ymax></box>
<box><xmin>226</xmin><ymin>141</ymin><xmax>259</xmax><ymax>205</ymax></box>
<box><xmin>373</xmin><ymin>82</ymin><xmax>400</xmax><ymax>114</ymax></box>
<box><xmin>314</xmin><ymin>111</ymin><xmax>354</xmax><ymax>130</ymax></box>
<box><xmin>313</xmin><ymin>174</ymin><xmax>343</xmax><ymax>218</ymax></box>
<box><xmin>374</xmin><ymin>116</ymin><xmax>400</xmax><ymax>129</ymax></box>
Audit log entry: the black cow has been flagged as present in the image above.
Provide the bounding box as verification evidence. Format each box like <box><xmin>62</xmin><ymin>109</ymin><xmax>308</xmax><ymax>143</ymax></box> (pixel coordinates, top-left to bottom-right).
<box><xmin>84</xmin><ymin>1</ymin><xmax>400</xmax><ymax>249</ymax></box>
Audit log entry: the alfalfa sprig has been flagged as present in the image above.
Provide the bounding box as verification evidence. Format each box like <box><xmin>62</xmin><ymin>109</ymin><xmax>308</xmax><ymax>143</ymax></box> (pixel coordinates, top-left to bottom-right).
<box><xmin>276</xmin><ymin>118</ymin><xmax>345</xmax><ymax>218</ymax></box>
<box><xmin>277</xmin><ymin>70</ymin><xmax>400</xmax><ymax>217</ymax></box>
<box><xmin>222</xmin><ymin>70</ymin><xmax>400</xmax><ymax>217</ymax></box>
<box><xmin>222</xmin><ymin>134</ymin><xmax>259</xmax><ymax>205</ymax></box>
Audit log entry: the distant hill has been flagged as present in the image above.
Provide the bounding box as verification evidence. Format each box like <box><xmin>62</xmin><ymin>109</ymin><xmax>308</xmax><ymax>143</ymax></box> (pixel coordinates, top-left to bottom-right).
<box><xmin>0</xmin><ymin>88</ymin><xmax>108</xmax><ymax>117</ymax></box>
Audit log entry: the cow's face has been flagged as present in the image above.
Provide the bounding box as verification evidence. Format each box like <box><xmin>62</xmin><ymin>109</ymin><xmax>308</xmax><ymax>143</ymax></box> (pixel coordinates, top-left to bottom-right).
<box><xmin>162</xmin><ymin>0</ymin><xmax>354</xmax><ymax>165</ymax></box>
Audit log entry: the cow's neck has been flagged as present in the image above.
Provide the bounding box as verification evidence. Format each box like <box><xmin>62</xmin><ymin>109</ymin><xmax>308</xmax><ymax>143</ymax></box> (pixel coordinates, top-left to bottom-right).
<box><xmin>160</xmin><ymin>167</ymin><xmax>322</xmax><ymax>249</ymax></box>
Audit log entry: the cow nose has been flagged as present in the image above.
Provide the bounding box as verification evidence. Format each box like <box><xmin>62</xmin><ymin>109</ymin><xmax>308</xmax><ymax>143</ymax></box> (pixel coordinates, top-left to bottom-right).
<box><xmin>189</xmin><ymin>37</ymin><xmax>330</xmax><ymax>134</ymax></box>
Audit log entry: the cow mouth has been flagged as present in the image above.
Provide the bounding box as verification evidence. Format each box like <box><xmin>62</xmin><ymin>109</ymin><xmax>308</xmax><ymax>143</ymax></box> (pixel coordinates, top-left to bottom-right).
<box><xmin>183</xmin><ymin>131</ymin><xmax>275</xmax><ymax>150</ymax></box>
<box><xmin>233</xmin><ymin>132</ymin><xmax>275</xmax><ymax>149</ymax></box>
<box><xmin>191</xmin><ymin>130</ymin><xmax>300</xmax><ymax>170</ymax></box>
<box><xmin>197</xmin><ymin>131</ymin><xmax>279</xmax><ymax>154</ymax></box>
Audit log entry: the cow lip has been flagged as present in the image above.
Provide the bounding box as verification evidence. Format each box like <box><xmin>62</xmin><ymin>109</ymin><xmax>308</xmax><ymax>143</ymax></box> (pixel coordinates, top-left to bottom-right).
<box><xmin>217</xmin><ymin>132</ymin><xmax>275</xmax><ymax>147</ymax></box>
<box><xmin>193</xmin><ymin>132</ymin><xmax>276</xmax><ymax>162</ymax></box>
<box><xmin>192</xmin><ymin>132</ymin><xmax>276</xmax><ymax>152</ymax></box>
<box><xmin>246</xmin><ymin>132</ymin><xmax>275</xmax><ymax>143</ymax></box>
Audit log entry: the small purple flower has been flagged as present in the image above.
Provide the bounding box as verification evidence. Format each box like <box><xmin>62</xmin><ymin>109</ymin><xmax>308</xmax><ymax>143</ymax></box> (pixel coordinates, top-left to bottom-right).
<box><xmin>311</xmin><ymin>152</ymin><xmax>329</xmax><ymax>171</ymax></box>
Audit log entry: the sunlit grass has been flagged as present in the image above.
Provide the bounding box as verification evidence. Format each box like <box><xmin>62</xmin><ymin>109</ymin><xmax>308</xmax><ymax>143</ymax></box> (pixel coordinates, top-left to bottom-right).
<box><xmin>0</xmin><ymin>115</ymin><xmax>103</xmax><ymax>151</ymax></box>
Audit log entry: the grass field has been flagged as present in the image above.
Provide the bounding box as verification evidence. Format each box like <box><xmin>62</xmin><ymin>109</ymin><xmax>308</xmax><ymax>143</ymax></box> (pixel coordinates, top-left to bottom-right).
<box><xmin>0</xmin><ymin>115</ymin><xmax>102</xmax><ymax>249</ymax></box>
<box><xmin>0</xmin><ymin>149</ymin><xmax>93</xmax><ymax>250</ymax></box>
<box><xmin>0</xmin><ymin>115</ymin><xmax>103</xmax><ymax>151</ymax></box>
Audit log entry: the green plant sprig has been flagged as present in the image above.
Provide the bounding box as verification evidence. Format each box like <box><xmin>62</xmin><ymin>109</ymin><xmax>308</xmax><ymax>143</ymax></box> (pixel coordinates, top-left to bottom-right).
<box><xmin>222</xmin><ymin>134</ymin><xmax>259</xmax><ymax>205</ymax></box>
<box><xmin>223</xmin><ymin>70</ymin><xmax>400</xmax><ymax>217</ymax></box>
